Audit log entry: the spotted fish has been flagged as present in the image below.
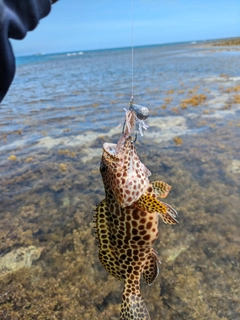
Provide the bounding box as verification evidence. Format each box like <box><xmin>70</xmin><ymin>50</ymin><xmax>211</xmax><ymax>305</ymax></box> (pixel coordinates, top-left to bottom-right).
<box><xmin>94</xmin><ymin>110</ymin><xmax>178</xmax><ymax>319</ymax></box>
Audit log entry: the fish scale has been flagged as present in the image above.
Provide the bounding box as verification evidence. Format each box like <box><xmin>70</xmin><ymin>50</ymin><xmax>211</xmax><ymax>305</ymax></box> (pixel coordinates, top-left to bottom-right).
<box><xmin>94</xmin><ymin>109</ymin><xmax>178</xmax><ymax>319</ymax></box>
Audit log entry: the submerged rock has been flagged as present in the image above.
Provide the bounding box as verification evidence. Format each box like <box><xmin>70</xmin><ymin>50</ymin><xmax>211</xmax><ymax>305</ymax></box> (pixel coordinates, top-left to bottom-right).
<box><xmin>227</xmin><ymin>159</ymin><xmax>240</xmax><ymax>176</ymax></box>
<box><xmin>0</xmin><ymin>246</ymin><xmax>43</xmax><ymax>277</ymax></box>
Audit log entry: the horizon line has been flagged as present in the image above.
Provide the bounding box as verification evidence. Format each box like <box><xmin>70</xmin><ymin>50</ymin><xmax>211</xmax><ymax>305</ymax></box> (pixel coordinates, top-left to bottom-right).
<box><xmin>15</xmin><ymin>35</ymin><xmax>240</xmax><ymax>58</ymax></box>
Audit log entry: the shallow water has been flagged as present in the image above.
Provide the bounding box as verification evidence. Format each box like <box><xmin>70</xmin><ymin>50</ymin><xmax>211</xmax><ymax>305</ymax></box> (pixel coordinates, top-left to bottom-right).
<box><xmin>0</xmin><ymin>42</ymin><xmax>240</xmax><ymax>319</ymax></box>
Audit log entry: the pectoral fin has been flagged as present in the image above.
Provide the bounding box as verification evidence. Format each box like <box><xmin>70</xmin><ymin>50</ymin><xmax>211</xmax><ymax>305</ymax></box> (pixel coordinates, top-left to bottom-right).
<box><xmin>136</xmin><ymin>194</ymin><xmax>179</xmax><ymax>225</ymax></box>
<box><xmin>152</xmin><ymin>180</ymin><xmax>172</xmax><ymax>198</ymax></box>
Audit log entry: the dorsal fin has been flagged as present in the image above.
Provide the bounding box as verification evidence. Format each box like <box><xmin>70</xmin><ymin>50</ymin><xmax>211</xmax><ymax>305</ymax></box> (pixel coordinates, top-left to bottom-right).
<box><xmin>94</xmin><ymin>199</ymin><xmax>122</xmax><ymax>280</ymax></box>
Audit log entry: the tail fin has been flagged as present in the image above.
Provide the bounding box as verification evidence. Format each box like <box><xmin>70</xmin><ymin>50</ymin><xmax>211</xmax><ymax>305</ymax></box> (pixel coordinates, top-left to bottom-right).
<box><xmin>120</xmin><ymin>289</ymin><xmax>151</xmax><ymax>320</ymax></box>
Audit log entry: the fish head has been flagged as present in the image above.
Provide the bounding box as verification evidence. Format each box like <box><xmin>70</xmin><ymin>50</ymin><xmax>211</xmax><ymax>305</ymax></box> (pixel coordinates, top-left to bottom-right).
<box><xmin>100</xmin><ymin>137</ymin><xmax>151</xmax><ymax>207</ymax></box>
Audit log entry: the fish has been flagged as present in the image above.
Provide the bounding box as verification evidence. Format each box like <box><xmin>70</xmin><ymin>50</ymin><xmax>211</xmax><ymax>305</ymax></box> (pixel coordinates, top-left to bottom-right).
<box><xmin>94</xmin><ymin>109</ymin><xmax>178</xmax><ymax>319</ymax></box>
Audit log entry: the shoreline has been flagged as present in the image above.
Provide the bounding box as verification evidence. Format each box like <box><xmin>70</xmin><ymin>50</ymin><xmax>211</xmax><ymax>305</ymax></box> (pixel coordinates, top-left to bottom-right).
<box><xmin>211</xmin><ymin>37</ymin><xmax>240</xmax><ymax>46</ymax></box>
<box><xmin>194</xmin><ymin>37</ymin><xmax>240</xmax><ymax>52</ymax></box>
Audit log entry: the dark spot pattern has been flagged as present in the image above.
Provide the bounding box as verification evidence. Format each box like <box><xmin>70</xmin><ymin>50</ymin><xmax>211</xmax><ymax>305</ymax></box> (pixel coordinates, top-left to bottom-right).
<box><xmin>95</xmin><ymin>118</ymin><xmax>179</xmax><ymax>319</ymax></box>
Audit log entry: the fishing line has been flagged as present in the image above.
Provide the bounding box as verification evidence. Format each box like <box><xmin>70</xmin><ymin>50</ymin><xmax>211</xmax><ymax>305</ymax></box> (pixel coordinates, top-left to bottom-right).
<box><xmin>127</xmin><ymin>0</ymin><xmax>149</xmax><ymax>139</ymax></box>
<box><xmin>131</xmin><ymin>0</ymin><xmax>134</xmax><ymax>97</ymax></box>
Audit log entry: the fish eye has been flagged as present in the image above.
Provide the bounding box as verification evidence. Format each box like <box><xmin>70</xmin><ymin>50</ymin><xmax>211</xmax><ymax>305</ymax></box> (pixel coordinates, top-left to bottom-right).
<box><xmin>100</xmin><ymin>163</ymin><xmax>107</xmax><ymax>173</ymax></box>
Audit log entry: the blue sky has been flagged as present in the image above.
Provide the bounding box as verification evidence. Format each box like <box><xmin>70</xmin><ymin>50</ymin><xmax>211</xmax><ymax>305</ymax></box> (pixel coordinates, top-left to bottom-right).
<box><xmin>11</xmin><ymin>0</ymin><xmax>240</xmax><ymax>56</ymax></box>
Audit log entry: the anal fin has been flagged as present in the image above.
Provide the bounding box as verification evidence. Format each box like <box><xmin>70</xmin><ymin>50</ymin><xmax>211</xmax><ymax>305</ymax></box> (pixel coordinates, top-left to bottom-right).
<box><xmin>142</xmin><ymin>249</ymin><xmax>161</xmax><ymax>285</ymax></box>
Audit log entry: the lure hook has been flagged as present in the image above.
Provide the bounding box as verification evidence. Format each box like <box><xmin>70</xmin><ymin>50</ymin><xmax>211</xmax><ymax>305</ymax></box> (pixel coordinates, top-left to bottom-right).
<box><xmin>122</xmin><ymin>97</ymin><xmax>149</xmax><ymax>139</ymax></box>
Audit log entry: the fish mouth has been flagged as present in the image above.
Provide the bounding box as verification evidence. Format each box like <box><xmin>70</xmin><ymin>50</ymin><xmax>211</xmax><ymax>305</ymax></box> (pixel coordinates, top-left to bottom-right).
<box><xmin>103</xmin><ymin>143</ymin><xmax>117</xmax><ymax>157</ymax></box>
<box><xmin>102</xmin><ymin>141</ymin><xmax>131</xmax><ymax>167</ymax></box>
<box><xmin>102</xmin><ymin>143</ymin><xmax>120</xmax><ymax>165</ymax></box>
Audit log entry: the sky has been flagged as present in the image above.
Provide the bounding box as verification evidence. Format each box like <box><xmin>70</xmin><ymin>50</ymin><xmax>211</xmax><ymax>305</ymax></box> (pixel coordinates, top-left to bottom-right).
<box><xmin>11</xmin><ymin>0</ymin><xmax>240</xmax><ymax>56</ymax></box>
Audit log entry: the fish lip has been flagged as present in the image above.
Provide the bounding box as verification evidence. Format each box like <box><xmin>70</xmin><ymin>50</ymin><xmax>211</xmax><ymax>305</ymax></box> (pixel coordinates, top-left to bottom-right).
<box><xmin>103</xmin><ymin>142</ymin><xmax>117</xmax><ymax>156</ymax></box>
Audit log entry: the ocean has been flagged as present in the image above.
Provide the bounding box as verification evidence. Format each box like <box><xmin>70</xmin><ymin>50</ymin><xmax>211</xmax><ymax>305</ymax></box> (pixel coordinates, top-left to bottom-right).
<box><xmin>0</xmin><ymin>41</ymin><xmax>240</xmax><ymax>319</ymax></box>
